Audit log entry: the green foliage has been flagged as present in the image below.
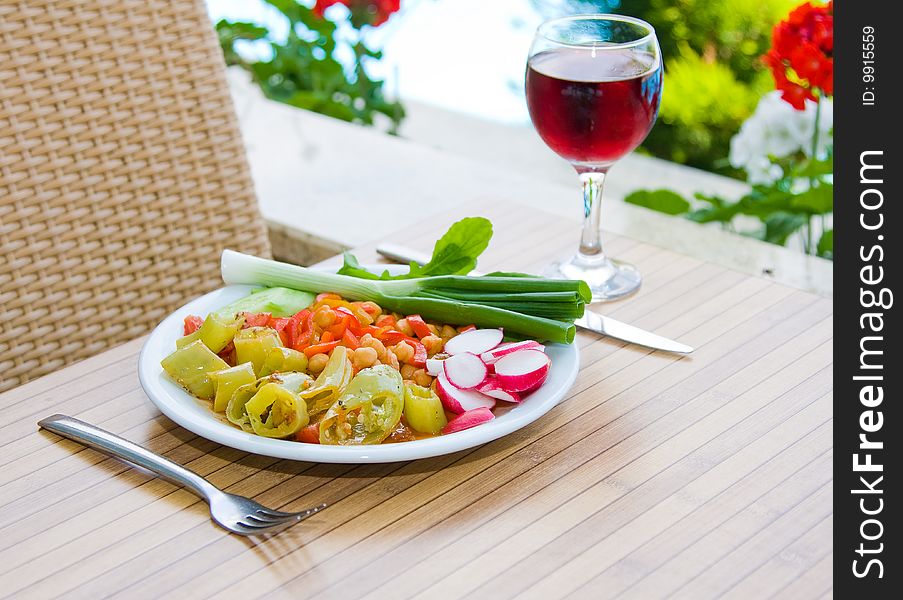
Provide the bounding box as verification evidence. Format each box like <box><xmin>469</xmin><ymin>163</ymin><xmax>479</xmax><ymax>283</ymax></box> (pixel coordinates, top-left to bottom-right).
<box><xmin>644</xmin><ymin>49</ymin><xmax>770</xmax><ymax>171</ymax></box>
<box><xmin>216</xmin><ymin>0</ymin><xmax>404</xmax><ymax>132</ymax></box>
<box><xmin>625</xmin><ymin>155</ymin><xmax>834</xmax><ymax>258</ymax></box>
<box><xmin>338</xmin><ymin>217</ymin><xmax>493</xmax><ymax>280</ymax></box>
<box><xmin>622</xmin><ymin>189</ymin><xmax>690</xmax><ymax>215</ymax></box>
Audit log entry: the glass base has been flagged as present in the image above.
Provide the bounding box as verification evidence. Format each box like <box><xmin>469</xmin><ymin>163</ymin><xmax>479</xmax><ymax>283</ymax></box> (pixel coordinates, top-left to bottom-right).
<box><xmin>545</xmin><ymin>254</ymin><xmax>642</xmax><ymax>302</ymax></box>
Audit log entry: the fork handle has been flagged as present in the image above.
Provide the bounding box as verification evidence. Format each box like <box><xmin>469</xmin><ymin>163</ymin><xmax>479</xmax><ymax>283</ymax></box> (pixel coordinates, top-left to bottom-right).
<box><xmin>38</xmin><ymin>414</ymin><xmax>220</xmax><ymax>502</ymax></box>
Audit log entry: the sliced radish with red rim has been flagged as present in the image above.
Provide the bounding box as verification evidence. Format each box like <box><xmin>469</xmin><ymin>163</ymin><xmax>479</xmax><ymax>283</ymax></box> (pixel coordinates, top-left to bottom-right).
<box><xmin>477</xmin><ymin>377</ymin><xmax>522</xmax><ymax>403</ymax></box>
<box><xmin>480</xmin><ymin>340</ymin><xmax>545</xmax><ymax>364</ymax></box>
<box><xmin>444</xmin><ymin>328</ymin><xmax>504</xmax><ymax>356</ymax></box>
<box><xmin>425</xmin><ymin>357</ymin><xmax>445</xmax><ymax>376</ymax></box>
<box><xmin>435</xmin><ymin>372</ymin><xmax>496</xmax><ymax>414</ymax></box>
<box><xmin>493</xmin><ymin>349</ymin><xmax>550</xmax><ymax>392</ymax></box>
<box><xmin>442</xmin><ymin>407</ymin><xmax>495</xmax><ymax>434</ymax></box>
<box><xmin>443</xmin><ymin>352</ymin><xmax>488</xmax><ymax>390</ymax></box>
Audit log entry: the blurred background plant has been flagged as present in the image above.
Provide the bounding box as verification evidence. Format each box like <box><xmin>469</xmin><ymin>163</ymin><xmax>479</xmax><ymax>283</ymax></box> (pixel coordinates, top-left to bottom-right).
<box><xmin>216</xmin><ymin>0</ymin><xmax>405</xmax><ymax>133</ymax></box>
<box><xmin>625</xmin><ymin>1</ymin><xmax>834</xmax><ymax>258</ymax></box>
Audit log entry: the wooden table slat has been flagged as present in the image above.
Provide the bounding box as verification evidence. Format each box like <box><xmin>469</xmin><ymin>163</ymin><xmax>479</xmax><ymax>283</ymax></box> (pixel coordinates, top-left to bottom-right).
<box><xmin>0</xmin><ymin>201</ymin><xmax>833</xmax><ymax>599</ymax></box>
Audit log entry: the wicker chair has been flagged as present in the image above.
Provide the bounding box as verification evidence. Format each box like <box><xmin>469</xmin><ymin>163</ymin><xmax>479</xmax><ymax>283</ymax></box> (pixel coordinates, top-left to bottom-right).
<box><xmin>0</xmin><ymin>0</ymin><xmax>272</xmax><ymax>392</ymax></box>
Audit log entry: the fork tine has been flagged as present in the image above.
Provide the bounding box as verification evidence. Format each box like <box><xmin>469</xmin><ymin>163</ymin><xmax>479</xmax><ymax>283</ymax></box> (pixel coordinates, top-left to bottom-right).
<box><xmin>257</xmin><ymin>503</ymin><xmax>326</xmax><ymax>520</ymax></box>
<box><xmin>248</xmin><ymin>511</ymin><xmax>299</xmax><ymax>525</ymax></box>
<box><xmin>237</xmin><ymin>517</ymin><xmax>293</xmax><ymax>531</ymax></box>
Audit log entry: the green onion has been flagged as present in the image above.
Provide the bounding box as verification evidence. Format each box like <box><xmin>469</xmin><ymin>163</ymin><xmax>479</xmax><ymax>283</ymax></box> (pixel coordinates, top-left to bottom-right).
<box><xmin>221</xmin><ymin>251</ymin><xmax>588</xmax><ymax>344</ymax></box>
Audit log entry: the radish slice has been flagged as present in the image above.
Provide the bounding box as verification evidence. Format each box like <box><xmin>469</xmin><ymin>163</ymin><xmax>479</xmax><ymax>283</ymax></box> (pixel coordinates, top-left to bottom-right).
<box><xmin>493</xmin><ymin>349</ymin><xmax>550</xmax><ymax>392</ymax></box>
<box><xmin>480</xmin><ymin>340</ymin><xmax>545</xmax><ymax>364</ymax></box>
<box><xmin>442</xmin><ymin>407</ymin><xmax>495</xmax><ymax>434</ymax></box>
<box><xmin>443</xmin><ymin>352</ymin><xmax>488</xmax><ymax>390</ymax></box>
<box><xmin>477</xmin><ymin>377</ymin><xmax>522</xmax><ymax>403</ymax></box>
<box><xmin>435</xmin><ymin>372</ymin><xmax>496</xmax><ymax>414</ymax></box>
<box><xmin>425</xmin><ymin>357</ymin><xmax>445</xmax><ymax>376</ymax></box>
<box><xmin>444</xmin><ymin>328</ymin><xmax>504</xmax><ymax>356</ymax></box>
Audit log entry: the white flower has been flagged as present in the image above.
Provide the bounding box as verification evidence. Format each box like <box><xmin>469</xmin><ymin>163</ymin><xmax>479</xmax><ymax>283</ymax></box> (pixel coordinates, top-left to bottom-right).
<box><xmin>729</xmin><ymin>91</ymin><xmax>833</xmax><ymax>184</ymax></box>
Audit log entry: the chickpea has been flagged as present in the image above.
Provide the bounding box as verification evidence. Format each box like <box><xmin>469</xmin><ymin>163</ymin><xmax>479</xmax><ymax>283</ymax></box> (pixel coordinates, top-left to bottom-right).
<box><xmin>427</xmin><ymin>324</ymin><xmax>440</xmax><ymax>336</ymax></box>
<box><xmin>385</xmin><ymin>349</ymin><xmax>400</xmax><ymax>370</ymax></box>
<box><xmin>421</xmin><ymin>334</ymin><xmax>444</xmax><ymax>357</ymax></box>
<box><xmin>361</xmin><ymin>334</ymin><xmax>388</xmax><ymax>361</ymax></box>
<box><xmin>313</xmin><ymin>306</ymin><xmax>336</xmax><ymax>328</ymax></box>
<box><xmin>440</xmin><ymin>325</ymin><xmax>458</xmax><ymax>339</ymax></box>
<box><xmin>352</xmin><ymin>346</ymin><xmax>378</xmax><ymax>370</ymax></box>
<box><xmin>396</xmin><ymin>318</ymin><xmax>414</xmax><ymax>337</ymax></box>
<box><xmin>307</xmin><ymin>353</ymin><xmax>329</xmax><ymax>374</ymax></box>
<box><xmin>413</xmin><ymin>368</ymin><xmax>432</xmax><ymax>387</ymax></box>
<box><xmin>392</xmin><ymin>341</ymin><xmax>415</xmax><ymax>364</ymax></box>
<box><xmin>400</xmin><ymin>363</ymin><xmax>417</xmax><ymax>380</ymax></box>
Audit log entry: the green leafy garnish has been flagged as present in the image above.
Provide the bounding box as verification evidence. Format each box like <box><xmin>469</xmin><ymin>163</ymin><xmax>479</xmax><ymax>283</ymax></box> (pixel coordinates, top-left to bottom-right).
<box><xmin>337</xmin><ymin>217</ymin><xmax>493</xmax><ymax>280</ymax></box>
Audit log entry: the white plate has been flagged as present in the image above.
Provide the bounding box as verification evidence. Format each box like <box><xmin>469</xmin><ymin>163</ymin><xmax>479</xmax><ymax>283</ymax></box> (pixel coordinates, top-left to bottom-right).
<box><xmin>138</xmin><ymin>266</ymin><xmax>579</xmax><ymax>463</ymax></box>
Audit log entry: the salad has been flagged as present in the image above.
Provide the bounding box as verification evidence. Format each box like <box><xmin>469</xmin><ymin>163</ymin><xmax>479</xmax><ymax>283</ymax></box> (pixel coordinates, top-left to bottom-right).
<box><xmin>159</xmin><ymin>218</ymin><xmax>589</xmax><ymax>446</ymax></box>
<box><xmin>162</xmin><ymin>291</ymin><xmax>553</xmax><ymax>444</ymax></box>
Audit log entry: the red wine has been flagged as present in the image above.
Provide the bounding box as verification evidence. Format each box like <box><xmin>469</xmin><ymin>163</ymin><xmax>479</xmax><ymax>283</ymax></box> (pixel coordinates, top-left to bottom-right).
<box><xmin>526</xmin><ymin>47</ymin><xmax>662</xmax><ymax>168</ymax></box>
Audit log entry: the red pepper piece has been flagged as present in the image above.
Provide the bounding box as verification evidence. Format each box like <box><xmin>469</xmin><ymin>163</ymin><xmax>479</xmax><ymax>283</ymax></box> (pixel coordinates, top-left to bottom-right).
<box><xmin>407</xmin><ymin>338</ymin><xmax>427</xmax><ymax>367</ymax></box>
<box><xmin>375</xmin><ymin>314</ymin><xmax>397</xmax><ymax>328</ymax></box>
<box><xmin>342</xmin><ymin>329</ymin><xmax>360</xmax><ymax>350</ymax></box>
<box><xmin>286</xmin><ymin>309</ymin><xmax>310</xmax><ymax>348</ymax></box>
<box><xmin>406</xmin><ymin>314</ymin><xmax>432</xmax><ymax>339</ymax></box>
<box><xmin>303</xmin><ymin>340</ymin><xmax>341</xmax><ymax>357</ymax></box>
<box><xmin>380</xmin><ymin>330</ymin><xmax>408</xmax><ymax>346</ymax></box>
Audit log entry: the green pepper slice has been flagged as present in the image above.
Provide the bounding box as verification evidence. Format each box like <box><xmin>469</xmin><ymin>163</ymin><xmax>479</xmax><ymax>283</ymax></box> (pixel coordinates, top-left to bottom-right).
<box><xmin>233</xmin><ymin>326</ymin><xmax>283</xmax><ymax>376</ymax></box>
<box><xmin>176</xmin><ymin>313</ymin><xmax>244</xmax><ymax>353</ymax></box>
<box><xmin>258</xmin><ymin>346</ymin><xmax>309</xmax><ymax>377</ymax></box>
<box><xmin>161</xmin><ymin>340</ymin><xmax>230</xmax><ymax>399</ymax></box>
<box><xmin>402</xmin><ymin>382</ymin><xmax>447</xmax><ymax>435</ymax></box>
<box><xmin>225</xmin><ymin>371</ymin><xmax>313</xmax><ymax>433</ymax></box>
<box><xmin>319</xmin><ymin>365</ymin><xmax>404</xmax><ymax>445</ymax></box>
<box><xmin>300</xmin><ymin>349</ymin><xmax>353</xmax><ymax>415</ymax></box>
<box><xmin>211</xmin><ymin>362</ymin><xmax>257</xmax><ymax>413</ymax></box>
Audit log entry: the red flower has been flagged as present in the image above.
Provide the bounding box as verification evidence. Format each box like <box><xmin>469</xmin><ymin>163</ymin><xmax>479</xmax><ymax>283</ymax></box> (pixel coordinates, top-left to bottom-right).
<box><xmin>764</xmin><ymin>1</ymin><xmax>833</xmax><ymax>109</ymax></box>
<box><xmin>313</xmin><ymin>0</ymin><xmax>400</xmax><ymax>26</ymax></box>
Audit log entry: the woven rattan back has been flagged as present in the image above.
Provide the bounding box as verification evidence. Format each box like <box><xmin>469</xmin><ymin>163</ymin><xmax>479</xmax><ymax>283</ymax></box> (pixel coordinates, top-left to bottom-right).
<box><xmin>0</xmin><ymin>0</ymin><xmax>271</xmax><ymax>392</ymax></box>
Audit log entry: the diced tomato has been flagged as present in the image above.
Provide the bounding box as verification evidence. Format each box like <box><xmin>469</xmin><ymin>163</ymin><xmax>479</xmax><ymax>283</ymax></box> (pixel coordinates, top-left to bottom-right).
<box><xmin>406</xmin><ymin>314</ymin><xmax>432</xmax><ymax>339</ymax></box>
<box><xmin>183</xmin><ymin>315</ymin><xmax>203</xmax><ymax>336</ymax></box>
<box><xmin>302</xmin><ymin>341</ymin><xmax>341</xmax><ymax>357</ymax></box>
<box><xmin>242</xmin><ymin>312</ymin><xmax>271</xmax><ymax>328</ymax></box>
<box><xmin>218</xmin><ymin>341</ymin><xmax>236</xmax><ymax>366</ymax></box>
<box><xmin>342</xmin><ymin>329</ymin><xmax>360</xmax><ymax>350</ymax></box>
<box><xmin>295</xmin><ymin>424</ymin><xmax>320</xmax><ymax>444</ymax></box>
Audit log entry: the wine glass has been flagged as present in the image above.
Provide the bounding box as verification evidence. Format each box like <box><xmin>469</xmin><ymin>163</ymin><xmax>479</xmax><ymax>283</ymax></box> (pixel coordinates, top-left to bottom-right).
<box><xmin>526</xmin><ymin>15</ymin><xmax>662</xmax><ymax>301</ymax></box>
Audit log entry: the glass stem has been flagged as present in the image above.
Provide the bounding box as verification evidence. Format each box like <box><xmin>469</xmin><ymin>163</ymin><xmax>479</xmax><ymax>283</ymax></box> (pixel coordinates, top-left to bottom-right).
<box><xmin>578</xmin><ymin>171</ymin><xmax>607</xmax><ymax>260</ymax></box>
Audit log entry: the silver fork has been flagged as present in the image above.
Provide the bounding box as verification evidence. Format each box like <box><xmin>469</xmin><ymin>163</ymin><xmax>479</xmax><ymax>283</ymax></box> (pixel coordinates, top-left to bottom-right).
<box><xmin>38</xmin><ymin>414</ymin><xmax>326</xmax><ymax>535</ymax></box>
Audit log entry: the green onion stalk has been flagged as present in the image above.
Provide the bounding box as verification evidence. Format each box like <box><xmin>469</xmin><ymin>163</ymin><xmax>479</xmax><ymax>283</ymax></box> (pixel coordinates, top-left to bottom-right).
<box><xmin>221</xmin><ymin>251</ymin><xmax>590</xmax><ymax>344</ymax></box>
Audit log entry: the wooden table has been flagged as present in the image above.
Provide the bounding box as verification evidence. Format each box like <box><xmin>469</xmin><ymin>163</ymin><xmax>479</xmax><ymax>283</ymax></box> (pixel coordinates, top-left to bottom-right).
<box><xmin>0</xmin><ymin>203</ymin><xmax>833</xmax><ymax>599</ymax></box>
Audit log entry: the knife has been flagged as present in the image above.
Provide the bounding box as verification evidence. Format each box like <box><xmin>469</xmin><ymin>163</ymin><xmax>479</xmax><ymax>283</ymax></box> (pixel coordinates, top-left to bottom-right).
<box><xmin>376</xmin><ymin>243</ymin><xmax>694</xmax><ymax>355</ymax></box>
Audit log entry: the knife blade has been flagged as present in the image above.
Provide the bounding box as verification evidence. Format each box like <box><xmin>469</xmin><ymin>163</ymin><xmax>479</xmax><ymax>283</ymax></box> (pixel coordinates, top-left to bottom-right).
<box><xmin>375</xmin><ymin>243</ymin><xmax>694</xmax><ymax>354</ymax></box>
